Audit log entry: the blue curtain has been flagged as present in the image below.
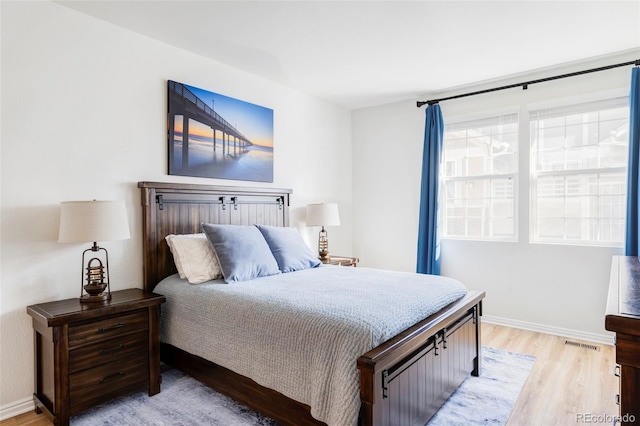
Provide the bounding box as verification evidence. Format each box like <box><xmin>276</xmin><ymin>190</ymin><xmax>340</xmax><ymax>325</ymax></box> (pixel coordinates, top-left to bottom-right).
<box><xmin>626</xmin><ymin>67</ymin><xmax>640</xmax><ymax>256</ymax></box>
<box><xmin>417</xmin><ymin>104</ymin><xmax>444</xmax><ymax>275</ymax></box>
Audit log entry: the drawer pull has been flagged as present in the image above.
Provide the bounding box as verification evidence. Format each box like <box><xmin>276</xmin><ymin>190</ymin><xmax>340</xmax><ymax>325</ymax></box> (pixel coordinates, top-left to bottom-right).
<box><xmin>99</xmin><ymin>344</ymin><xmax>125</xmax><ymax>355</ymax></box>
<box><xmin>614</xmin><ymin>365</ymin><xmax>621</xmax><ymax>377</ymax></box>
<box><xmin>615</xmin><ymin>393</ymin><xmax>620</xmax><ymax>405</ymax></box>
<box><xmin>98</xmin><ymin>323</ymin><xmax>124</xmax><ymax>333</ymax></box>
<box><xmin>99</xmin><ymin>372</ymin><xmax>125</xmax><ymax>384</ymax></box>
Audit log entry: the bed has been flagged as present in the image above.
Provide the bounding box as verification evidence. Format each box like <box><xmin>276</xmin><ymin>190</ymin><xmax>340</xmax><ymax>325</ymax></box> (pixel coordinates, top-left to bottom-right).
<box><xmin>139</xmin><ymin>181</ymin><xmax>485</xmax><ymax>426</ymax></box>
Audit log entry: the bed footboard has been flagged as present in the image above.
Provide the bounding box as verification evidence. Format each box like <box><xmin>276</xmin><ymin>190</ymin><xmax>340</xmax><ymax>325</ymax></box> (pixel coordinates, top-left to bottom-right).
<box><xmin>357</xmin><ymin>291</ymin><xmax>484</xmax><ymax>426</ymax></box>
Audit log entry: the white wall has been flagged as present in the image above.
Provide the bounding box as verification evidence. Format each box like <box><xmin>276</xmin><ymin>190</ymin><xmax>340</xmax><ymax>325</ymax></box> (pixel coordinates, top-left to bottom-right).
<box><xmin>353</xmin><ymin>50</ymin><xmax>639</xmax><ymax>343</ymax></box>
<box><xmin>0</xmin><ymin>1</ymin><xmax>352</xmax><ymax>416</ymax></box>
<box><xmin>2</xmin><ymin>0</ymin><xmax>636</xmax><ymax>419</ymax></box>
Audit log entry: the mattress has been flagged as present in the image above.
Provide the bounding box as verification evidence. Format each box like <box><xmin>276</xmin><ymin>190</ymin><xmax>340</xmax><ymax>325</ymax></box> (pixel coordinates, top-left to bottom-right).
<box><xmin>155</xmin><ymin>265</ymin><xmax>467</xmax><ymax>426</ymax></box>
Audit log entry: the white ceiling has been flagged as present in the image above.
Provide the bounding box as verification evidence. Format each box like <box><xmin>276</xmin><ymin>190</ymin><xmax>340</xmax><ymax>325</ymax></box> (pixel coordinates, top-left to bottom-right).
<box><xmin>57</xmin><ymin>1</ymin><xmax>640</xmax><ymax>109</ymax></box>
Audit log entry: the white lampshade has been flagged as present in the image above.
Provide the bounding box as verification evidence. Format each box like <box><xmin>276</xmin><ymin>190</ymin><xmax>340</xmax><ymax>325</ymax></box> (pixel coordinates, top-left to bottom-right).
<box><xmin>306</xmin><ymin>203</ymin><xmax>340</xmax><ymax>227</ymax></box>
<box><xmin>58</xmin><ymin>200</ymin><xmax>131</xmax><ymax>243</ymax></box>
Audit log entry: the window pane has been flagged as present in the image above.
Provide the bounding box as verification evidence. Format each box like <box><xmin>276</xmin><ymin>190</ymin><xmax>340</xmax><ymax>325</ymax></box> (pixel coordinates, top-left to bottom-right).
<box><xmin>447</xmin><ymin>218</ymin><xmax>465</xmax><ymax>237</ymax></box>
<box><xmin>565</xmin><ymin>218</ymin><xmax>587</xmax><ymax>240</ymax></box>
<box><xmin>538</xmin><ymin>197</ymin><xmax>564</xmax><ymax>218</ymax></box>
<box><xmin>492</xmin><ymin>218</ymin><xmax>514</xmax><ymax>237</ymax></box>
<box><xmin>443</xmin><ymin>178</ymin><xmax>515</xmax><ymax>239</ymax></box>
<box><xmin>538</xmin><ymin>218</ymin><xmax>564</xmax><ymax>239</ymax></box>
<box><xmin>599</xmin><ymin>143</ymin><xmax>628</xmax><ymax>168</ymax></box>
<box><xmin>599</xmin><ymin>219</ymin><xmax>625</xmax><ymax>242</ymax></box>
<box><xmin>443</xmin><ymin>139</ymin><xmax>466</xmax><ymax>177</ymax></box>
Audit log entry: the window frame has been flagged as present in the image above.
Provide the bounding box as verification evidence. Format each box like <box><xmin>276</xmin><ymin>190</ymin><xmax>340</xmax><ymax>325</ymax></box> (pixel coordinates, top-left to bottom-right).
<box><xmin>528</xmin><ymin>96</ymin><xmax>630</xmax><ymax>247</ymax></box>
<box><xmin>440</xmin><ymin>111</ymin><xmax>520</xmax><ymax>243</ymax></box>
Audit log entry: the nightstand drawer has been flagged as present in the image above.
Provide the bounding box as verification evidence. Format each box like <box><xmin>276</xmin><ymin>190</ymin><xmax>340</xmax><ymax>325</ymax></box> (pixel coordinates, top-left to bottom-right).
<box><xmin>68</xmin><ymin>310</ymin><xmax>148</xmax><ymax>347</ymax></box>
<box><xmin>69</xmin><ymin>330</ymin><xmax>148</xmax><ymax>374</ymax></box>
<box><xmin>69</xmin><ymin>351</ymin><xmax>148</xmax><ymax>411</ymax></box>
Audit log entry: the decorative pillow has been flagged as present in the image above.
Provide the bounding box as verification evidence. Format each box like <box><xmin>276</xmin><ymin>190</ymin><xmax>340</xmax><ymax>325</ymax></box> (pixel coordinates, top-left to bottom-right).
<box><xmin>201</xmin><ymin>223</ymin><xmax>281</xmax><ymax>283</ymax></box>
<box><xmin>255</xmin><ymin>225</ymin><xmax>321</xmax><ymax>273</ymax></box>
<box><xmin>164</xmin><ymin>233</ymin><xmax>223</xmax><ymax>284</ymax></box>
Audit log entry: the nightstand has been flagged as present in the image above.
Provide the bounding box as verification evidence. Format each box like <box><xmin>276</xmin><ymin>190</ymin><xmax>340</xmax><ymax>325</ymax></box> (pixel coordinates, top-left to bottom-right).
<box><xmin>320</xmin><ymin>255</ymin><xmax>359</xmax><ymax>267</ymax></box>
<box><xmin>26</xmin><ymin>288</ymin><xmax>165</xmax><ymax>426</ymax></box>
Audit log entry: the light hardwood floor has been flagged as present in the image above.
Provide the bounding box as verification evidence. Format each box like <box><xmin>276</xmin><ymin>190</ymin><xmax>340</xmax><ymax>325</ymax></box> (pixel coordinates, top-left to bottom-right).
<box><xmin>1</xmin><ymin>323</ymin><xmax>617</xmax><ymax>426</ymax></box>
<box><xmin>484</xmin><ymin>323</ymin><xmax>618</xmax><ymax>426</ymax></box>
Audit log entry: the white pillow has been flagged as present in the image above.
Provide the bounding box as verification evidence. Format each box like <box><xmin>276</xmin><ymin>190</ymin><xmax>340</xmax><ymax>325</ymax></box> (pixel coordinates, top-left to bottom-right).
<box><xmin>165</xmin><ymin>233</ymin><xmax>223</xmax><ymax>284</ymax></box>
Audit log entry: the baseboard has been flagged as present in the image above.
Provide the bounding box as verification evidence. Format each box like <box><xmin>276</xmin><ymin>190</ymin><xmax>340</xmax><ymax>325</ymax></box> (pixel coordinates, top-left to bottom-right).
<box><xmin>482</xmin><ymin>315</ymin><xmax>615</xmax><ymax>346</ymax></box>
<box><xmin>0</xmin><ymin>396</ymin><xmax>34</xmax><ymax>421</ymax></box>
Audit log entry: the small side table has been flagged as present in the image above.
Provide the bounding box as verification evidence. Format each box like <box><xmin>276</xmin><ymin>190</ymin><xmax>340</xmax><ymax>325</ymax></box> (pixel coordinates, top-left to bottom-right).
<box><xmin>320</xmin><ymin>256</ymin><xmax>359</xmax><ymax>267</ymax></box>
<box><xmin>26</xmin><ymin>288</ymin><xmax>165</xmax><ymax>426</ymax></box>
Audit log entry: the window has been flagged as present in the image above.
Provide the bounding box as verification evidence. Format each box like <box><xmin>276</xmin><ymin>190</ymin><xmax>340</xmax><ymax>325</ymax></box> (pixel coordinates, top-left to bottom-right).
<box><xmin>530</xmin><ymin>97</ymin><xmax>629</xmax><ymax>245</ymax></box>
<box><xmin>441</xmin><ymin>113</ymin><xmax>519</xmax><ymax>240</ymax></box>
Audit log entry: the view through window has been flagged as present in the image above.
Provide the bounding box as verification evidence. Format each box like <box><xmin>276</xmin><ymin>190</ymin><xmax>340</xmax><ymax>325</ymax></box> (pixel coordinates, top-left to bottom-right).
<box><xmin>441</xmin><ymin>113</ymin><xmax>519</xmax><ymax>240</ymax></box>
<box><xmin>440</xmin><ymin>95</ymin><xmax>630</xmax><ymax>246</ymax></box>
<box><xmin>530</xmin><ymin>97</ymin><xmax>630</xmax><ymax>245</ymax></box>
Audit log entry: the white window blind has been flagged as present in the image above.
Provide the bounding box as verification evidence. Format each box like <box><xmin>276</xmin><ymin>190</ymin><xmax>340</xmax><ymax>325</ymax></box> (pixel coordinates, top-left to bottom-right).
<box><xmin>442</xmin><ymin>113</ymin><xmax>519</xmax><ymax>240</ymax></box>
<box><xmin>530</xmin><ymin>97</ymin><xmax>629</xmax><ymax>245</ymax></box>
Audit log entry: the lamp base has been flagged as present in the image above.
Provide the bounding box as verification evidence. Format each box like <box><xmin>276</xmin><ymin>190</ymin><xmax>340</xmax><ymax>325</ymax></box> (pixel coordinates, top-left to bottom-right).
<box><xmin>80</xmin><ymin>246</ymin><xmax>111</xmax><ymax>304</ymax></box>
<box><xmin>318</xmin><ymin>227</ymin><xmax>329</xmax><ymax>259</ymax></box>
<box><xmin>79</xmin><ymin>293</ymin><xmax>111</xmax><ymax>304</ymax></box>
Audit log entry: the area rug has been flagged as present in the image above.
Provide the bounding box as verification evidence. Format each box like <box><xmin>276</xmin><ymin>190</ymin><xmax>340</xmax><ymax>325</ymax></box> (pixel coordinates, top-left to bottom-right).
<box><xmin>71</xmin><ymin>346</ymin><xmax>535</xmax><ymax>426</ymax></box>
<box><xmin>427</xmin><ymin>346</ymin><xmax>535</xmax><ymax>425</ymax></box>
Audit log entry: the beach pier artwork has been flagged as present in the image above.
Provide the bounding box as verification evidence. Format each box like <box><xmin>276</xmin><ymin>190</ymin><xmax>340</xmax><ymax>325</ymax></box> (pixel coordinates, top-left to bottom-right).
<box><xmin>168</xmin><ymin>80</ymin><xmax>274</xmax><ymax>182</ymax></box>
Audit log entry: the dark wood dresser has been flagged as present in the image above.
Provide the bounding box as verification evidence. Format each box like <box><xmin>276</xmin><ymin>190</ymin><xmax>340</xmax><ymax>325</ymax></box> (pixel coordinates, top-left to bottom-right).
<box><xmin>605</xmin><ymin>256</ymin><xmax>640</xmax><ymax>425</ymax></box>
<box><xmin>27</xmin><ymin>288</ymin><xmax>165</xmax><ymax>426</ymax></box>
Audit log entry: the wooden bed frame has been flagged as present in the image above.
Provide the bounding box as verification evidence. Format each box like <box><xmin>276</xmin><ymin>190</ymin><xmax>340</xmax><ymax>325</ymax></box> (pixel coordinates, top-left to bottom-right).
<box><xmin>139</xmin><ymin>181</ymin><xmax>485</xmax><ymax>426</ymax></box>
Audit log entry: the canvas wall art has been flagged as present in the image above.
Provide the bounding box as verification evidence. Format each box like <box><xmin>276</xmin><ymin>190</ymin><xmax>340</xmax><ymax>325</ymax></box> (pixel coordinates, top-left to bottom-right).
<box><xmin>167</xmin><ymin>80</ymin><xmax>274</xmax><ymax>182</ymax></box>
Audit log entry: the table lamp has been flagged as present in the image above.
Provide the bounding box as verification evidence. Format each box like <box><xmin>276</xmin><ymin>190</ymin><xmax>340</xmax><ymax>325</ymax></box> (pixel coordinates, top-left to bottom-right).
<box><xmin>306</xmin><ymin>203</ymin><xmax>340</xmax><ymax>259</ymax></box>
<box><xmin>58</xmin><ymin>200</ymin><xmax>130</xmax><ymax>303</ymax></box>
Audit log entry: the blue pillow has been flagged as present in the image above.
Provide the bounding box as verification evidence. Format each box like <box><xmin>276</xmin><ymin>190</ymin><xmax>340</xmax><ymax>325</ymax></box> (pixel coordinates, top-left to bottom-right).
<box><xmin>255</xmin><ymin>225</ymin><xmax>321</xmax><ymax>273</ymax></box>
<box><xmin>201</xmin><ymin>223</ymin><xmax>281</xmax><ymax>283</ymax></box>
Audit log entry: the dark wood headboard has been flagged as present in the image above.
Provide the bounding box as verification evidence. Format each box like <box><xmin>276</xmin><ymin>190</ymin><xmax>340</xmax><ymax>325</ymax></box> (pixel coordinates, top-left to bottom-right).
<box><xmin>138</xmin><ymin>182</ymin><xmax>292</xmax><ymax>292</ymax></box>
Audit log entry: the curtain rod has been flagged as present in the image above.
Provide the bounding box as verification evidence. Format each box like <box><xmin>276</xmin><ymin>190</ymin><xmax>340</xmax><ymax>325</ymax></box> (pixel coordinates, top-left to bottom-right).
<box><xmin>416</xmin><ymin>59</ymin><xmax>640</xmax><ymax>108</ymax></box>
